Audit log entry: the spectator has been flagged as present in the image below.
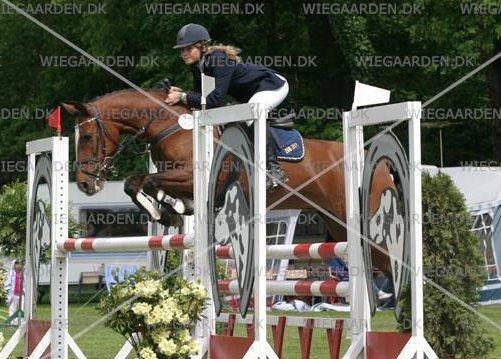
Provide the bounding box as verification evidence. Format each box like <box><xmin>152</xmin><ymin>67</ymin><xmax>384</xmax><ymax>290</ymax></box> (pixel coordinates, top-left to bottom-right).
<box><xmin>5</xmin><ymin>260</ymin><xmax>24</xmax><ymax>322</ymax></box>
<box><xmin>328</xmin><ymin>257</ymin><xmax>349</xmax><ymax>281</ymax></box>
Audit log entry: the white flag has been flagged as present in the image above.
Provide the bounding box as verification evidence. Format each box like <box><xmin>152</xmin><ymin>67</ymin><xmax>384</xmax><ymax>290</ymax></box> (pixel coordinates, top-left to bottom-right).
<box><xmin>201</xmin><ymin>73</ymin><xmax>215</xmax><ymax>98</ymax></box>
<box><xmin>352</xmin><ymin>81</ymin><xmax>391</xmax><ymax>109</ymax></box>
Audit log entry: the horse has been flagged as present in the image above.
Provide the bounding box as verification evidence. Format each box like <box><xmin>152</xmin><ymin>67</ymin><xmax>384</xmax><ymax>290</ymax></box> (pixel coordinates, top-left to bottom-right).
<box><xmin>62</xmin><ymin>88</ymin><xmax>395</xmax><ymax>272</ymax></box>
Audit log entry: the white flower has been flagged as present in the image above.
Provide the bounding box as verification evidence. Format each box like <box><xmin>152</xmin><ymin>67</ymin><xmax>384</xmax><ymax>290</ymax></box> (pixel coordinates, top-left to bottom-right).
<box><xmin>193</xmin><ymin>286</ymin><xmax>207</xmax><ymax>300</ymax></box>
<box><xmin>178</xmin><ymin>329</ymin><xmax>191</xmax><ymax>343</ymax></box>
<box><xmin>131</xmin><ymin>302</ymin><xmax>152</xmax><ymax>316</ymax></box>
<box><xmin>178</xmin><ymin>313</ymin><xmax>189</xmax><ymax>324</ymax></box>
<box><xmin>180</xmin><ymin>286</ymin><xmax>191</xmax><ymax>296</ymax></box>
<box><xmin>157</xmin><ymin>338</ymin><xmax>177</xmax><ymax>356</ymax></box>
<box><xmin>146</xmin><ymin>304</ymin><xmax>175</xmax><ymax>325</ymax></box>
<box><xmin>179</xmin><ymin>344</ymin><xmax>190</xmax><ymax>355</ymax></box>
<box><xmin>187</xmin><ymin>282</ymin><xmax>207</xmax><ymax>299</ymax></box>
<box><xmin>152</xmin><ymin>330</ymin><xmax>170</xmax><ymax>344</ymax></box>
<box><xmin>188</xmin><ymin>340</ymin><xmax>200</xmax><ymax>354</ymax></box>
<box><xmin>139</xmin><ymin>347</ymin><xmax>158</xmax><ymax>359</ymax></box>
<box><xmin>117</xmin><ymin>287</ymin><xmax>133</xmax><ymax>299</ymax></box>
<box><xmin>134</xmin><ymin>280</ymin><xmax>161</xmax><ymax>298</ymax></box>
<box><xmin>159</xmin><ymin>289</ymin><xmax>170</xmax><ymax>299</ymax></box>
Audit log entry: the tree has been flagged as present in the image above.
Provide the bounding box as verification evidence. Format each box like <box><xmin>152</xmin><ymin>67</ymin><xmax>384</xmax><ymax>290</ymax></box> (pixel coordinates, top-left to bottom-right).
<box><xmin>0</xmin><ymin>181</ymin><xmax>82</xmax><ymax>260</ymax></box>
<box><xmin>0</xmin><ymin>181</ymin><xmax>27</xmax><ymax>258</ymax></box>
<box><xmin>400</xmin><ymin>172</ymin><xmax>494</xmax><ymax>358</ymax></box>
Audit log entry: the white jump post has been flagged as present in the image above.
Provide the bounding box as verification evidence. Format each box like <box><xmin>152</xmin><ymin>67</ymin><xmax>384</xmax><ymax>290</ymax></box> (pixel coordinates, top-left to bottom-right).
<box><xmin>194</xmin><ymin>98</ymin><xmax>278</xmax><ymax>358</ymax></box>
<box><xmin>343</xmin><ymin>82</ymin><xmax>437</xmax><ymax>358</ymax></box>
<box><xmin>22</xmin><ymin>137</ymin><xmax>85</xmax><ymax>358</ymax></box>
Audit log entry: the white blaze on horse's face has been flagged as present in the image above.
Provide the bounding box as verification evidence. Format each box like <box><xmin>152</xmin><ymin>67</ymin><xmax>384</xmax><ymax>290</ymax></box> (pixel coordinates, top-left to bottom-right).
<box><xmin>75</xmin><ymin>125</ymin><xmax>80</xmax><ymax>159</ymax></box>
<box><xmin>74</xmin><ymin>118</ymin><xmax>105</xmax><ymax>195</ymax></box>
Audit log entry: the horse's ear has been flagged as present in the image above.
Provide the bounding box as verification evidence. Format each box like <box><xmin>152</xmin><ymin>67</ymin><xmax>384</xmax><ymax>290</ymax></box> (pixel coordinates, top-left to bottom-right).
<box><xmin>61</xmin><ymin>101</ymin><xmax>89</xmax><ymax>116</ymax></box>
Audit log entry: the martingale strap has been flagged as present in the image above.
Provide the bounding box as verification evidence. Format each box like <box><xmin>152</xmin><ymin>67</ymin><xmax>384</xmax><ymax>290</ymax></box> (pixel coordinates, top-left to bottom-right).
<box><xmin>149</xmin><ymin>123</ymin><xmax>183</xmax><ymax>149</ymax></box>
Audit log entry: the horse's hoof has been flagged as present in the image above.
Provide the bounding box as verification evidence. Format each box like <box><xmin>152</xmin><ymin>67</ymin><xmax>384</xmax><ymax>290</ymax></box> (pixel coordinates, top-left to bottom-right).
<box><xmin>157</xmin><ymin>215</ymin><xmax>170</xmax><ymax>227</ymax></box>
<box><xmin>182</xmin><ymin>198</ymin><xmax>194</xmax><ymax>213</ymax></box>
<box><xmin>159</xmin><ymin>210</ymin><xmax>183</xmax><ymax>228</ymax></box>
<box><xmin>169</xmin><ymin>214</ymin><xmax>183</xmax><ymax>228</ymax></box>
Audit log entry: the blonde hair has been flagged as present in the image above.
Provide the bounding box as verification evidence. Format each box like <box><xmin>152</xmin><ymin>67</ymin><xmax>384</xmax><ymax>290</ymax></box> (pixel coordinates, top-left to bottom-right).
<box><xmin>205</xmin><ymin>43</ymin><xmax>242</xmax><ymax>63</ymax></box>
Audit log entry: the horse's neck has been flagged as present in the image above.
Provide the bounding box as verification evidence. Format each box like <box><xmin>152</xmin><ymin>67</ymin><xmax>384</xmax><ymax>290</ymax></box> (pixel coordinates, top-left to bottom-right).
<box><xmin>104</xmin><ymin>103</ymin><xmax>193</xmax><ymax>161</ymax></box>
<box><xmin>103</xmin><ymin>104</ymin><xmax>180</xmax><ymax>140</ymax></box>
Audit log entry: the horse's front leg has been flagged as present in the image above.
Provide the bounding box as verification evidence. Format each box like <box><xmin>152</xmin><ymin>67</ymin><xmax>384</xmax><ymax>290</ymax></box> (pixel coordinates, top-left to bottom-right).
<box><xmin>124</xmin><ymin>173</ymin><xmax>162</xmax><ymax>221</ymax></box>
<box><xmin>142</xmin><ymin>169</ymin><xmax>194</xmax><ymax>216</ymax></box>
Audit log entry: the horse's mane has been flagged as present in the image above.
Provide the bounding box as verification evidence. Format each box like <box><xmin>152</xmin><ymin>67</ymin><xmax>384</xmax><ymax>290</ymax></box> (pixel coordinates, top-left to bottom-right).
<box><xmin>89</xmin><ymin>88</ymin><xmax>165</xmax><ymax>103</ymax></box>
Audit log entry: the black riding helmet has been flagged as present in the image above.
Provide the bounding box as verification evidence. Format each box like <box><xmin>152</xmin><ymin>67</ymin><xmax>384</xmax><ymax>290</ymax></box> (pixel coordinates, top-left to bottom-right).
<box><xmin>173</xmin><ymin>23</ymin><xmax>211</xmax><ymax>49</ymax></box>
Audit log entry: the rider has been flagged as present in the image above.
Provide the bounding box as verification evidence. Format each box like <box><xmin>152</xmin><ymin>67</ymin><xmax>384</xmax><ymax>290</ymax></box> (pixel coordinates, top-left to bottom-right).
<box><xmin>165</xmin><ymin>23</ymin><xmax>289</xmax><ymax>190</ymax></box>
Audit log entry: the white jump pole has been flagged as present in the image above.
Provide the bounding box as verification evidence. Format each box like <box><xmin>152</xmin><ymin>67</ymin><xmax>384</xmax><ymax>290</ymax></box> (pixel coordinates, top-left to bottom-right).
<box><xmin>218</xmin><ymin>279</ymin><xmax>350</xmax><ymax>297</ymax></box>
<box><xmin>215</xmin><ymin>242</ymin><xmax>347</xmax><ymax>260</ymax></box>
<box><xmin>57</xmin><ymin>234</ymin><xmax>195</xmax><ymax>253</ymax></box>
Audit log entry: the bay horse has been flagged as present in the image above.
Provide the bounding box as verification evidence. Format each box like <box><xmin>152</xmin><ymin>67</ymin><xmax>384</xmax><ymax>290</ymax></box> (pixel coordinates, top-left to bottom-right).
<box><xmin>63</xmin><ymin>88</ymin><xmax>394</xmax><ymax>272</ymax></box>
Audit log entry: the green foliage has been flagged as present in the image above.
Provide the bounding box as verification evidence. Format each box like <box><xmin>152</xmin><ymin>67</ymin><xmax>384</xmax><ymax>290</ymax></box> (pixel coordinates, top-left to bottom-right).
<box><xmin>98</xmin><ymin>268</ymin><xmax>207</xmax><ymax>358</ymax></box>
<box><xmin>0</xmin><ymin>181</ymin><xmax>27</xmax><ymax>258</ymax></box>
<box><xmin>0</xmin><ymin>181</ymin><xmax>84</xmax><ymax>260</ymax></box>
<box><xmin>400</xmin><ymin>172</ymin><xmax>494</xmax><ymax>358</ymax></box>
<box><xmin>164</xmin><ymin>250</ymin><xmax>182</xmax><ymax>275</ymax></box>
<box><xmin>0</xmin><ymin>262</ymin><xmax>9</xmax><ymax>303</ymax></box>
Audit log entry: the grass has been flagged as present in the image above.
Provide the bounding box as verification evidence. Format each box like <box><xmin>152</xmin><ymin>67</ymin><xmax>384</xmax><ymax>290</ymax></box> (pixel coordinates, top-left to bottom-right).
<box><xmin>1</xmin><ymin>304</ymin><xmax>500</xmax><ymax>358</ymax></box>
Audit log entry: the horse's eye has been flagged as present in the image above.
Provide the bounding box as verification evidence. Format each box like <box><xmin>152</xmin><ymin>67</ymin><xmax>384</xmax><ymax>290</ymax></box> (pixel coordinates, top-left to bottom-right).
<box><xmin>81</xmin><ymin>134</ymin><xmax>92</xmax><ymax>142</ymax></box>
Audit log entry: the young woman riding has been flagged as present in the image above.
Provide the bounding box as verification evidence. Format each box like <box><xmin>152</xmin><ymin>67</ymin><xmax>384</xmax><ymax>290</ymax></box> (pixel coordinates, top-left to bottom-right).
<box><xmin>164</xmin><ymin>23</ymin><xmax>289</xmax><ymax>190</ymax></box>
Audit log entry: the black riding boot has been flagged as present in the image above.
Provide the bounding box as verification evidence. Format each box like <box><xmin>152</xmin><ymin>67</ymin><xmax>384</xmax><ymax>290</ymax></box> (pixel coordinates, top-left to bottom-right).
<box><xmin>266</xmin><ymin>126</ymin><xmax>288</xmax><ymax>190</ymax></box>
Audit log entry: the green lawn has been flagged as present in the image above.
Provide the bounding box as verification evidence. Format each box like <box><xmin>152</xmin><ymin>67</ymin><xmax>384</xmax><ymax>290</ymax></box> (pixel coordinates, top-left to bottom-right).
<box><xmin>1</xmin><ymin>304</ymin><xmax>500</xmax><ymax>358</ymax></box>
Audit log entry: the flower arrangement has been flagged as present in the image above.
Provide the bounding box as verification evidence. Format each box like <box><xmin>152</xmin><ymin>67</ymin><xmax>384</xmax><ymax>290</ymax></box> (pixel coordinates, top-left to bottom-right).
<box><xmin>98</xmin><ymin>269</ymin><xmax>207</xmax><ymax>359</ymax></box>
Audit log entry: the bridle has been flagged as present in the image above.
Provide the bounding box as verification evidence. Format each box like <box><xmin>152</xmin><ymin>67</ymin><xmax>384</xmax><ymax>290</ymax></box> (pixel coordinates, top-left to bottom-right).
<box><xmin>75</xmin><ymin>104</ymin><xmax>155</xmax><ymax>181</ymax></box>
<box><xmin>75</xmin><ymin>97</ymin><xmax>187</xmax><ymax>181</ymax></box>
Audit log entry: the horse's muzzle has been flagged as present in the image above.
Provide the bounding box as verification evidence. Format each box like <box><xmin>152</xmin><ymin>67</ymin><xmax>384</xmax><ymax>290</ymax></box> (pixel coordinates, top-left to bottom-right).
<box><xmin>77</xmin><ymin>178</ymin><xmax>103</xmax><ymax>196</ymax></box>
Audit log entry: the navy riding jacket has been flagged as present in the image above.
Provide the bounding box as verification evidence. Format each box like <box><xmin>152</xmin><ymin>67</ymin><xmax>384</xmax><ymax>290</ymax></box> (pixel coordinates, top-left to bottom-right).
<box><xmin>186</xmin><ymin>50</ymin><xmax>286</xmax><ymax>109</ymax></box>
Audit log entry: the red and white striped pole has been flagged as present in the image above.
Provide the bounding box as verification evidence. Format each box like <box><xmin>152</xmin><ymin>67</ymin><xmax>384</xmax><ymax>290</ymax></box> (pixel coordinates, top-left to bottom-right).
<box><xmin>218</xmin><ymin>279</ymin><xmax>349</xmax><ymax>298</ymax></box>
<box><xmin>57</xmin><ymin>234</ymin><xmax>194</xmax><ymax>253</ymax></box>
<box><xmin>216</xmin><ymin>242</ymin><xmax>347</xmax><ymax>260</ymax></box>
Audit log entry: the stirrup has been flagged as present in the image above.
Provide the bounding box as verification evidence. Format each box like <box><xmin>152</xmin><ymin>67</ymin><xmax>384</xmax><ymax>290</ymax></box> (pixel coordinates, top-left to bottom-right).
<box><xmin>266</xmin><ymin>168</ymin><xmax>288</xmax><ymax>191</ymax></box>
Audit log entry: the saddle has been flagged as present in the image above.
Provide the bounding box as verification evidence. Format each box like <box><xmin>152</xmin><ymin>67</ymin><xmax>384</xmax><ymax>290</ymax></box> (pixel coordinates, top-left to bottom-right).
<box><xmin>267</xmin><ymin>113</ymin><xmax>305</xmax><ymax>162</ymax></box>
<box><xmin>268</xmin><ymin>113</ymin><xmax>295</xmax><ymax>129</ymax></box>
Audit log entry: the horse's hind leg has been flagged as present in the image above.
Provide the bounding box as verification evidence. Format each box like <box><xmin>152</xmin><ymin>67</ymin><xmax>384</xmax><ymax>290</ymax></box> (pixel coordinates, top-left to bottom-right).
<box><xmin>124</xmin><ymin>174</ymin><xmax>162</xmax><ymax>221</ymax></box>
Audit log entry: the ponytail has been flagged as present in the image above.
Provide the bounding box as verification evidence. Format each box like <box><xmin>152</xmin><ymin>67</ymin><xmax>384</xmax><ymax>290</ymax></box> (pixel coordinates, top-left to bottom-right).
<box><xmin>205</xmin><ymin>43</ymin><xmax>242</xmax><ymax>63</ymax></box>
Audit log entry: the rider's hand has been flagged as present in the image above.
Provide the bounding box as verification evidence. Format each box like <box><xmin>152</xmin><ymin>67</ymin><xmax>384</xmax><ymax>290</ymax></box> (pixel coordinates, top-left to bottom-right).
<box><xmin>165</xmin><ymin>91</ymin><xmax>181</xmax><ymax>105</ymax></box>
<box><xmin>169</xmin><ymin>86</ymin><xmax>182</xmax><ymax>92</ymax></box>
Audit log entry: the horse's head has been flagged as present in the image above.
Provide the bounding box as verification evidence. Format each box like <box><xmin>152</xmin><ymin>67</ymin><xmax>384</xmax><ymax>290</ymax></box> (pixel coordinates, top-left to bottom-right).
<box><xmin>62</xmin><ymin>101</ymin><xmax>119</xmax><ymax>195</ymax></box>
